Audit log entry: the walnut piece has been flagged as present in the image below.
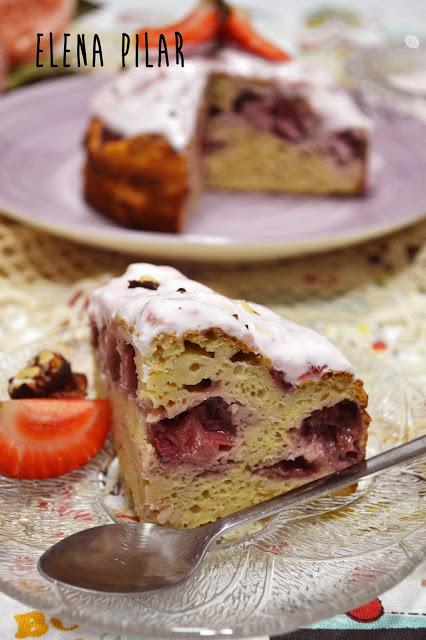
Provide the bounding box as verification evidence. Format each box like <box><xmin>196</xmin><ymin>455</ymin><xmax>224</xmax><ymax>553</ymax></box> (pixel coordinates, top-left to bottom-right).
<box><xmin>8</xmin><ymin>350</ymin><xmax>88</xmax><ymax>399</ymax></box>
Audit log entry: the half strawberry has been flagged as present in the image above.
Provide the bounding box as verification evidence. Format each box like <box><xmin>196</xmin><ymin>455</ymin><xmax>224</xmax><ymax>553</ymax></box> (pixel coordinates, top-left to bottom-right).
<box><xmin>0</xmin><ymin>398</ymin><xmax>111</xmax><ymax>479</ymax></box>
<box><xmin>222</xmin><ymin>7</ymin><xmax>291</xmax><ymax>62</ymax></box>
<box><xmin>138</xmin><ymin>1</ymin><xmax>222</xmax><ymax>50</ymax></box>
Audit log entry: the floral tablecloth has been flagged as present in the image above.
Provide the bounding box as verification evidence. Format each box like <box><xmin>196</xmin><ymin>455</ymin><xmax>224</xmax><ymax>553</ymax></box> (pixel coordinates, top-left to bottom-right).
<box><xmin>0</xmin><ymin>213</ymin><xmax>424</xmax><ymax>638</ymax></box>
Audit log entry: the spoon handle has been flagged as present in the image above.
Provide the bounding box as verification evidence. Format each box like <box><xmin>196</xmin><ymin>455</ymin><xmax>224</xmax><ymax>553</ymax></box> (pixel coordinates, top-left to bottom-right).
<box><xmin>218</xmin><ymin>434</ymin><xmax>426</xmax><ymax>535</ymax></box>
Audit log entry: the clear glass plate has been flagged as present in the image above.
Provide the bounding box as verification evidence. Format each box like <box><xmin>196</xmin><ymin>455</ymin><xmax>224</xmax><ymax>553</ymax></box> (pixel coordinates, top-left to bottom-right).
<box><xmin>0</xmin><ymin>325</ymin><xmax>425</xmax><ymax>638</ymax></box>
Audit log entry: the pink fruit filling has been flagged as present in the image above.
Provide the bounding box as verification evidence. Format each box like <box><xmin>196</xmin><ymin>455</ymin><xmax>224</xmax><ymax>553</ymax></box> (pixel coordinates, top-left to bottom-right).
<box><xmin>92</xmin><ymin>323</ymin><xmax>365</xmax><ymax>479</ymax></box>
<box><xmin>149</xmin><ymin>396</ymin><xmax>364</xmax><ymax>478</ymax></box>
<box><xmin>205</xmin><ymin>87</ymin><xmax>367</xmax><ymax>165</ymax></box>
<box><xmin>230</xmin><ymin>89</ymin><xmax>317</xmax><ymax>143</ymax></box>
<box><xmin>328</xmin><ymin>130</ymin><xmax>368</xmax><ymax>165</ymax></box>
<box><xmin>258</xmin><ymin>400</ymin><xmax>364</xmax><ymax>478</ymax></box>
<box><xmin>149</xmin><ymin>397</ymin><xmax>236</xmax><ymax>465</ymax></box>
<box><xmin>93</xmin><ymin>322</ymin><xmax>138</xmax><ymax>395</ymax></box>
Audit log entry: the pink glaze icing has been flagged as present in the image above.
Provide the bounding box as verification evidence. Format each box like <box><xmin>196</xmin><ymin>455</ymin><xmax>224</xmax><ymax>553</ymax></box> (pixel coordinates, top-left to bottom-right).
<box><xmin>89</xmin><ymin>263</ymin><xmax>354</xmax><ymax>386</ymax></box>
<box><xmin>92</xmin><ymin>48</ymin><xmax>371</xmax><ymax>150</ymax></box>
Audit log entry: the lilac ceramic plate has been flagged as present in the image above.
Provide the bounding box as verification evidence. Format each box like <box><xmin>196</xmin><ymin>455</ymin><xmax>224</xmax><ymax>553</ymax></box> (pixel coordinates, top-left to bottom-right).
<box><xmin>0</xmin><ymin>74</ymin><xmax>425</xmax><ymax>262</ymax></box>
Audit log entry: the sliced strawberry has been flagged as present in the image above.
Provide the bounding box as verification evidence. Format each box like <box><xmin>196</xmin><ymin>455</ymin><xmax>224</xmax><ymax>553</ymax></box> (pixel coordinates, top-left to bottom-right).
<box><xmin>0</xmin><ymin>399</ymin><xmax>111</xmax><ymax>479</ymax></box>
<box><xmin>150</xmin><ymin>398</ymin><xmax>235</xmax><ymax>465</ymax></box>
<box><xmin>222</xmin><ymin>8</ymin><xmax>291</xmax><ymax>62</ymax></box>
<box><xmin>138</xmin><ymin>2</ymin><xmax>222</xmax><ymax>49</ymax></box>
<box><xmin>151</xmin><ymin>413</ymin><xmax>226</xmax><ymax>464</ymax></box>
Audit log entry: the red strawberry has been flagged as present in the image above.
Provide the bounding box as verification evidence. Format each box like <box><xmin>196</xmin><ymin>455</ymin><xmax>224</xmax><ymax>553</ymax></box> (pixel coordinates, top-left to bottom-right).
<box><xmin>150</xmin><ymin>410</ymin><xmax>234</xmax><ymax>464</ymax></box>
<box><xmin>138</xmin><ymin>2</ymin><xmax>222</xmax><ymax>50</ymax></box>
<box><xmin>0</xmin><ymin>399</ymin><xmax>111</xmax><ymax>479</ymax></box>
<box><xmin>222</xmin><ymin>8</ymin><xmax>291</xmax><ymax>62</ymax></box>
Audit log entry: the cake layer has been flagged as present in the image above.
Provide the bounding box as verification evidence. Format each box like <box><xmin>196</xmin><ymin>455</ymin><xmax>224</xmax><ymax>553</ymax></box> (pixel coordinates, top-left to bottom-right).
<box><xmin>148</xmin><ymin>396</ymin><xmax>364</xmax><ymax>474</ymax></box>
<box><xmin>203</xmin><ymin>74</ymin><xmax>368</xmax><ymax>194</ymax></box>
<box><xmin>204</xmin><ymin>121</ymin><xmax>367</xmax><ymax>194</ymax></box>
<box><xmin>110</xmin><ymin>385</ymin><xmax>367</xmax><ymax>528</ymax></box>
<box><xmin>90</xmin><ymin>264</ymin><xmax>370</xmax><ymax>528</ymax></box>
<box><xmin>95</xmin><ymin>323</ymin><xmax>365</xmax><ymax>472</ymax></box>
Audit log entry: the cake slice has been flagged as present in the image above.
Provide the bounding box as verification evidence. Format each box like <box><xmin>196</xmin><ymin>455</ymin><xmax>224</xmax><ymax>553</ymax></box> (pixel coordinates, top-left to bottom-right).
<box><xmin>89</xmin><ymin>264</ymin><xmax>370</xmax><ymax>528</ymax></box>
<box><xmin>84</xmin><ymin>49</ymin><xmax>371</xmax><ymax>233</ymax></box>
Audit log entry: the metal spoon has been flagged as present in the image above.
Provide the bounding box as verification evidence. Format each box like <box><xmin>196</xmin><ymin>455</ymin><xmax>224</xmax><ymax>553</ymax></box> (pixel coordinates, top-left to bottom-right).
<box><xmin>38</xmin><ymin>435</ymin><xmax>426</xmax><ymax>594</ymax></box>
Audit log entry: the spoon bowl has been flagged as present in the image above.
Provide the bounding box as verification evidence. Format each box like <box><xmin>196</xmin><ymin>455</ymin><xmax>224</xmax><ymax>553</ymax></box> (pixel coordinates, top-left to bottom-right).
<box><xmin>38</xmin><ymin>520</ymin><xmax>222</xmax><ymax>593</ymax></box>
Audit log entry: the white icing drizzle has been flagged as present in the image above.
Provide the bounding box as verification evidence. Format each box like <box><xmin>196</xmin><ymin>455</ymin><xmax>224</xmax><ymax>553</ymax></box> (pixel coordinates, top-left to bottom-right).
<box><xmin>92</xmin><ymin>60</ymin><xmax>209</xmax><ymax>149</ymax></box>
<box><xmin>92</xmin><ymin>47</ymin><xmax>371</xmax><ymax>150</ymax></box>
<box><xmin>89</xmin><ymin>263</ymin><xmax>354</xmax><ymax>385</ymax></box>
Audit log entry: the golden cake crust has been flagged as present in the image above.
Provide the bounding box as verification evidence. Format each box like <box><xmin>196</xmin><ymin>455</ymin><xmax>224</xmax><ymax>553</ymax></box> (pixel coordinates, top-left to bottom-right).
<box><xmin>84</xmin><ymin>118</ymin><xmax>195</xmax><ymax>232</ymax></box>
